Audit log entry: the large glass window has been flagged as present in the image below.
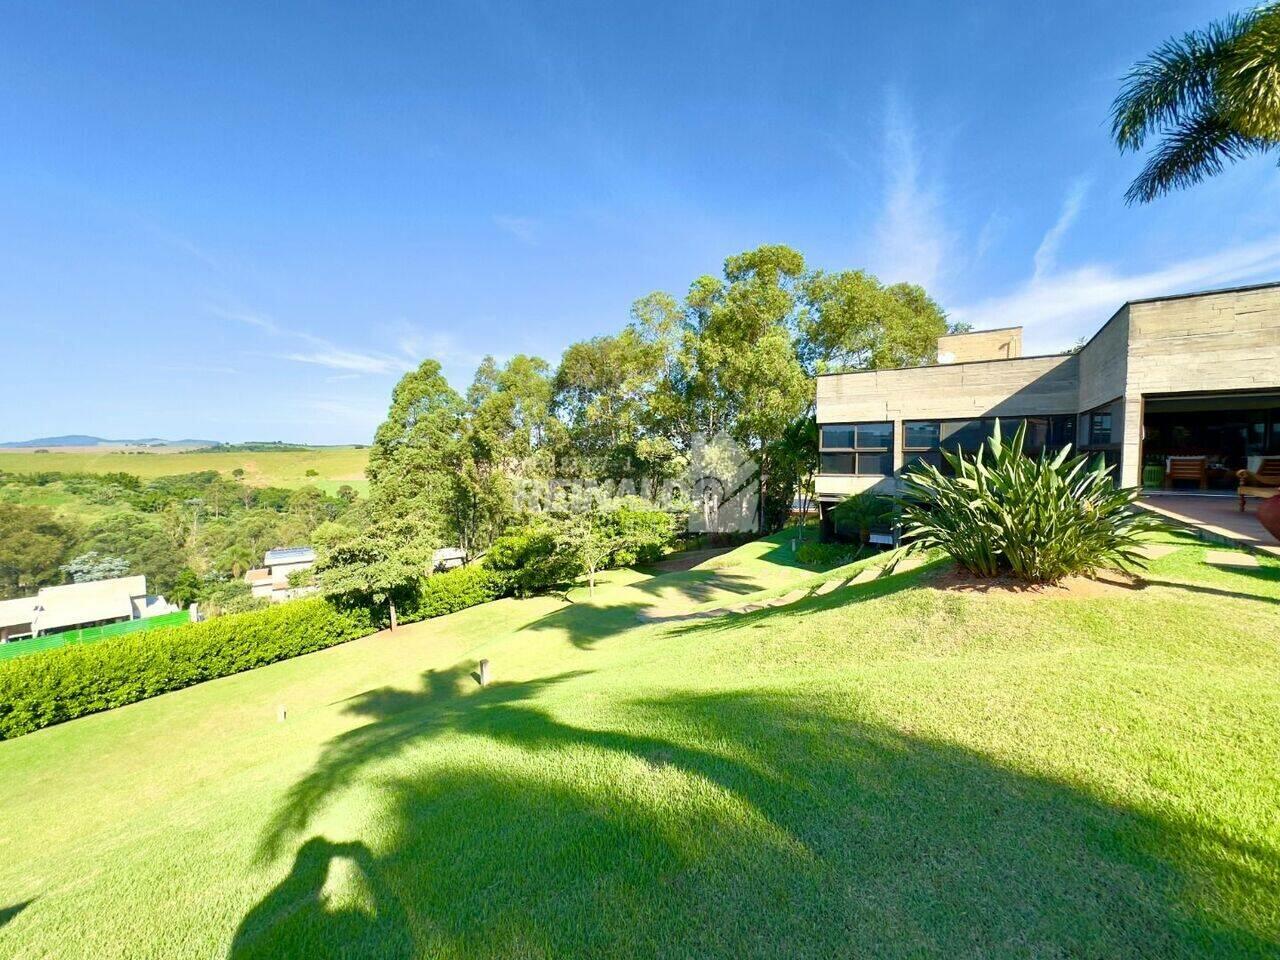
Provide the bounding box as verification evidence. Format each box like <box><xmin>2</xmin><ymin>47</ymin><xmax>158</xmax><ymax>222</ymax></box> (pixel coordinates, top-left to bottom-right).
<box><xmin>1082</xmin><ymin>400</ymin><xmax>1122</xmax><ymax>450</ymax></box>
<box><xmin>819</xmin><ymin>421</ymin><xmax>894</xmax><ymax>475</ymax></box>
<box><xmin>1089</xmin><ymin>410</ymin><xmax>1113</xmax><ymax>445</ymax></box>
<box><xmin>903</xmin><ymin>415</ymin><xmax>1076</xmax><ymax>472</ymax></box>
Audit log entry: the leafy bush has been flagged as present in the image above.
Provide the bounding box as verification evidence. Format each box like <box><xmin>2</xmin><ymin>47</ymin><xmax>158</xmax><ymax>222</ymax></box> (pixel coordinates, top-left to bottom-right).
<box><xmin>0</xmin><ymin>598</ymin><xmax>374</xmax><ymax>740</ymax></box>
<box><xmin>598</xmin><ymin>501</ymin><xmax>678</xmax><ymax>566</ymax></box>
<box><xmin>486</xmin><ymin>499</ymin><xmax>679</xmax><ymax>596</ymax></box>
<box><xmin>795</xmin><ymin>540</ymin><xmax>860</xmax><ymax>568</ymax></box>
<box><xmin>898</xmin><ymin>420</ymin><xmax>1162</xmax><ymax>583</ymax></box>
<box><xmin>400</xmin><ymin>565</ymin><xmax>511</xmax><ymax>623</ymax></box>
<box><xmin>202</xmin><ymin>579</ymin><xmax>270</xmax><ymax>617</ymax></box>
<box><xmin>485</xmin><ymin>524</ymin><xmax>581</xmax><ymax>597</ymax></box>
<box><xmin>830</xmin><ymin>493</ymin><xmax>895</xmax><ymax>543</ymax></box>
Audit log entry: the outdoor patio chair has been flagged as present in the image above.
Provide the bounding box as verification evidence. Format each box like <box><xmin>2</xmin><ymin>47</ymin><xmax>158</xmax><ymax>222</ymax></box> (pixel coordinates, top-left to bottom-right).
<box><xmin>1236</xmin><ymin>456</ymin><xmax>1280</xmax><ymax>512</ymax></box>
<box><xmin>1163</xmin><ymin>456</ymin><xmax>1208</xmax><ymax>490</ymax></box>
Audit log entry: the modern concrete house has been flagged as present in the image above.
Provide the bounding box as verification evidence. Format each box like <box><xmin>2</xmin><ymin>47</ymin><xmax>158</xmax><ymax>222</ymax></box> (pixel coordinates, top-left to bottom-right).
<box><xmin>815</xmin><ymin>282</ymin><xmax>1280</xmax><ymax>538</ymax></box>
<box><xmin>246</xmin><ymin>547</ymin><xmax>317</xmax><ymax>603</ymax></box>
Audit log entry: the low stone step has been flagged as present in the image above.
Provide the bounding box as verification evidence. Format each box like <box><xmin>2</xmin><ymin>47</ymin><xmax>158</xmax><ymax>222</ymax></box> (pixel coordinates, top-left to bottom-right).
<box><xmin>1205</xmin><ymin>550</ymin><xmax>1259</xmax><ymax>568</ymax></box>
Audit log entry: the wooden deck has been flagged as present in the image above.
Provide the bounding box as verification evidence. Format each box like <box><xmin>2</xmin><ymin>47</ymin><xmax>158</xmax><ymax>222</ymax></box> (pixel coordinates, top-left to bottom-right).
<box><xmin>1140</xmin><ymin>493</ymin><xmax>1280</xmax><ymax>558</ymax></box>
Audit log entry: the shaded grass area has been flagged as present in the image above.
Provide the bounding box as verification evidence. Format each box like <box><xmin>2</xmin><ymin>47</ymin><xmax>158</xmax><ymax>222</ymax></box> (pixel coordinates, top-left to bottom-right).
<box><xmin>1</xmin><ymin>530</ymin><xmax>1277</xmax><ymax>958</ymax></box>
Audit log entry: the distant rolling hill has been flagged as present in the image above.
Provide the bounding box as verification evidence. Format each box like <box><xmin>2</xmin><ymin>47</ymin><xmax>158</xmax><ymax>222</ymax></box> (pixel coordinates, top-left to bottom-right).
<box><xmin>0</xmin><ymin>435</ymin><xmax>219</xmax><ymax>449</ymax></box>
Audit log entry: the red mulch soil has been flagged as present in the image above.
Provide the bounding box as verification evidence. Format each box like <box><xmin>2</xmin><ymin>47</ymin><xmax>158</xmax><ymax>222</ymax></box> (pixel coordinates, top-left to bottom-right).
<box><xmin>927</xmin><ymin>566</ymin><xmax>1146</xmax><ymax>599</ymax></box>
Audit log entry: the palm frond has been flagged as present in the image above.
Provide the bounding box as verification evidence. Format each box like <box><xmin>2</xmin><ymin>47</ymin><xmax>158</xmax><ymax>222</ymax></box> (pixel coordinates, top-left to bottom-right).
<box><xmin>1111</xmin><ymin>14</ymin><xmax>1249</xmax><ymax>151</ymax></box>
<box><xmin>1124</xmin><ymin>108</ymin><xmax>1270</xmax><ymax>203</ymax></box>
<box><xmin>1219</xmin><ymin>3</ymin><xmax>1280</xmax><ymax>139</ymax></box>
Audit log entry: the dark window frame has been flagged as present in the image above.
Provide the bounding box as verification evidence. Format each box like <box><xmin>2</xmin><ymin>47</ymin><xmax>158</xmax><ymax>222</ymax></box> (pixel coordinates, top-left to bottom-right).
<box><xmin>819</xmin><ymin>421</ymin><xmax>894</xmax><ymax>476</ymax></box>
<box><xmin>902</xmin><ymin>414</ymin><xmax>1077</xmax><ymax>471</ymax></box>
<box><xmin>1081</xmin><ymin>399</ymin><xmax>1122</xmax><ymax>451</ymax></box>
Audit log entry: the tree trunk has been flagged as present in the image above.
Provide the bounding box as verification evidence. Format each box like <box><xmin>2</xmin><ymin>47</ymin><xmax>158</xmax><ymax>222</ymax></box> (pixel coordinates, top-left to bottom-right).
<box><xmin>389</xmin><ymin>598</ymin><xmax>398</xmax><ymax>632</ymax></box>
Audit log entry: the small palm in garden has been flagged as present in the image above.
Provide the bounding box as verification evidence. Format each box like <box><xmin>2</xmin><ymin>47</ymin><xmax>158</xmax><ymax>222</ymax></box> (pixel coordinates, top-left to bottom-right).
<box><xmin>898</xmin><ymin>421</ymin><xmax>1162</xmax><ymax>584</ymax></box>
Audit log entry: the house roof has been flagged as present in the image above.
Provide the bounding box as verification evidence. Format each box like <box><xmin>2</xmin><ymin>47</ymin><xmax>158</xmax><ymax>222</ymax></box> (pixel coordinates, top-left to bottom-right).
<box><xmin>36</xmin><ymin>595</ymin><xmax>134</xmax><ymax>633</ymax></box>
<box><xmin>29</xmin><ymin>576</ymin><xmax>149</xmax><ymax>634</ymax></box>
<box><xmin>245</xmin><ymin>568</ymin><xmax>272</xmax><ymax>583</ymax></box>
<box><xmin>264</xmin><ymin>547</ymin><xmax>315</xmax><ymax>565</ymax></box>
<box><xmin>0</xmin><ymin>597</ymin><xmax>37</xmax><ymax>629</ymax></box>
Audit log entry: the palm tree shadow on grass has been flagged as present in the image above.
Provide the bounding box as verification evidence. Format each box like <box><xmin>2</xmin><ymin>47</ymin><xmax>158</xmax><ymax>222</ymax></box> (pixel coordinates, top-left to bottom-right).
<box><xmin>508</xmin><ymin>569</ymin><xmax>762</xmax><ymax>650</ymax></box>
<box><xmin>232</xmin><ymin>668</ymin><xmax>1280</xmax><ymax>959</ymax></box>
<box><xmin>0</xmin><ymin>900</ymin><xmax>32</xmax><ymax>931</ymax></box>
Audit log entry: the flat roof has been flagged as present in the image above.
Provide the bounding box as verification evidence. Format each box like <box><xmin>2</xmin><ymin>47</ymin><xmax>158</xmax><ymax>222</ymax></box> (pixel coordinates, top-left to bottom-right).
<box><xmin>816</xmin><ymin>351</ymin><xmax>1071</xmax><ymax>378</ymax></box>
<box><xmin>1124</xmin><ymin>279</ymin><xmax>1280</xmax><ymax>306</ymax></box>
<box><xmin>818</xmin><ymin>279</ymin><xmax>1280</xmax><ymax>379</ymax></box>
<box><xmin>937</xmin><ymin>325</ymin><xmax>1021</xmax><ymax>337</ymax></box>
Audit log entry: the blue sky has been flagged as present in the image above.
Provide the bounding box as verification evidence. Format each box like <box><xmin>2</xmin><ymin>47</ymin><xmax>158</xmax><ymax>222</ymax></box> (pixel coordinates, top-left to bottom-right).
<box><xmin>4</xmin><ymin>0</ymin><xmax>1280</xmax><ymax>444</ymax></box>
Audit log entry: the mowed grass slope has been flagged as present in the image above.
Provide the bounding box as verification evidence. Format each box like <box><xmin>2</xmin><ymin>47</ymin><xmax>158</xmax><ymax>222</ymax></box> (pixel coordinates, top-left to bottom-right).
<box><xmin>0</xmin><ymin>532</ymin><xmax>1277</xmax><ymax>958</ymax></box>
<box><xmin>0</xmin><ymin>446</ymin><xmax>369</xmax><ymax>494</ymax></box>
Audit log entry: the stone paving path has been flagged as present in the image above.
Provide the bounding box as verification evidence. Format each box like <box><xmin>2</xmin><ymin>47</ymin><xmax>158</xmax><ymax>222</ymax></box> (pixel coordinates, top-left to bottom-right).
<box><xmin>1205</xmin><ymin>549</ymin><xmax>1259</xmax><ymax>568</ymax></box>
<box><xmin>631</xmin><ymin>537</ymin><xmax>1264</xmax><ymax>627</ymax></box>
<box><xmin>636</xmin><ymin>552</ymin><xmax>930</xmax><ymax>625</ymax></box>
<box><xmin>631</xmin><ymin>538</ymin><xmax>1248</xmax><ymax>626</ymax></box>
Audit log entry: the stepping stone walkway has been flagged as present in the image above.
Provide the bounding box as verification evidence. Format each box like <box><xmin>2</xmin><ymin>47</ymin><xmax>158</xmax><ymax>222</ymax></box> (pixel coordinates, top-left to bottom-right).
<box><xmin>1205</xmin><ymin>550</ymin><xmax>1259</xmax><ymax>568</ymax></box>
<box><xmin>1134</xmin><ymin>543</ymin><xmax>1179</xmax><ymax>560</ymax></box>
<box><xmin>637</xmin><ymin>552</ymin><xmax>937</xmax><ymax>624</ymax></box>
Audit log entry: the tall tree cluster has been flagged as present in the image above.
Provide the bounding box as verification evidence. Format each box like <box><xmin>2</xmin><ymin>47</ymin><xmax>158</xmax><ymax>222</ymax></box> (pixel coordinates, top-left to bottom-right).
<box><xmin>334</xmin><ymin>244</ymin><xmax>950</xmax><ymax>603</ymax></box>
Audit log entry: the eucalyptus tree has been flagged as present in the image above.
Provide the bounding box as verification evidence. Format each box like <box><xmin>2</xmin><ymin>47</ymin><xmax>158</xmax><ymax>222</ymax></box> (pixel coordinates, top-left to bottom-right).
<box><xmin>798</xmin><ymin>270</ymin><xmax>947</xmax><ymax>375</ymax></box>
<box><xmin>1112</xmin><ymin>3</ymin><xmax>1280</xmax><ymax>202</ymax></box>
<box><xmin>366</xmin><ymin>358</ymin><xmax>466</xmax><ymax>550</ymax></box>
<box><xmin>680</xmin><ymin>245</ymin><xmax>813</xmax><ymax>528</ymax></box>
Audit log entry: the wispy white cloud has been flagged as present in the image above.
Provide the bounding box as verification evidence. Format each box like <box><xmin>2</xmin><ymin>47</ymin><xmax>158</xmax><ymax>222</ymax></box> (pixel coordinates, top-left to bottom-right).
<box><xmin>206</xmin><ymin>306</ymin><xmax>282</xmax><ymax>336</ymax></box>
<box><xmin>1033</xmin><ymin>178</ymin><xmax>1090</xmax><ymax>281</ymax></box>
<box><xmin>951</xmin><ymin>234</ymin><xmax>1280</xmax><ymax>350</ymax></box>
<box><xmin>871</xmin><ymin>90</ymin><xmax>953</xmax><ymax>290</ymax></box>
<box><xmin>282</xmin><ymin>348</ymin><xmax>414</xmax><ymax>375</ymax></box>
<box><xmin>493</xmin><ymin>215</ymin><xmax>540</xmax><ymax>246</ymax></box>
<box><xmin>973</xmin><ymin>212</ymin><xmax>1008</xmax><ymax>264</ymax></box>
<box><xmin>209</xmin><ymin>305</ymin><xmax>421</xmax><ymax>377</ymax></box>
<box><xmin>308</xmin><ymin>398</ymin><xmax>387</xmax><ymax>424</ymax></box>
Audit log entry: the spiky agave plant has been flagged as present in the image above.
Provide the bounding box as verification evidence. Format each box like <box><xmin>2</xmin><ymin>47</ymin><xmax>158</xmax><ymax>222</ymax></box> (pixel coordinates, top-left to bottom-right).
<box><xmin>897</xmin><ymin>421</ymin><xmax>1163</xmax><ymax>584</ymax></box>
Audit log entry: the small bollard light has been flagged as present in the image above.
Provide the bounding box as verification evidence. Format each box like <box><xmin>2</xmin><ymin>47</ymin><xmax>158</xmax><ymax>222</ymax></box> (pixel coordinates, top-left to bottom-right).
<box><xmin>478</xmin><ymin>659</ymin><xmax>490</xmax><ymax>687</ymax></box>
<box><xmin>277</xmin><ymin>705</ymin><xmax>287</xmax><ymax>722</ymax></box>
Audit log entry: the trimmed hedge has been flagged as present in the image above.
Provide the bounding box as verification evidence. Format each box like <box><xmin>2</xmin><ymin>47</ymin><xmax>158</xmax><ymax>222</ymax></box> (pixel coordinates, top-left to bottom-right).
<box><xmin>0</xmin><ymin>597</ymin><xmax>374</xmax><ymax>740</ymax></box>
<box><xmin>400</xmin><ymin>566</ymin><xmax>511</xmax><ymax>624</ymax></box>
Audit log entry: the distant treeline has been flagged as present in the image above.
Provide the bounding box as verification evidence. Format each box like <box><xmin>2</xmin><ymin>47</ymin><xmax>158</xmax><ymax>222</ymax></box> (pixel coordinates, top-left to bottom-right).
<box><xmin>0</xmin><ymin>469</ymin><xmax>357</xmax><ymax>614</ymax></box>
<box><xmin>187</xmin><ymin>441</ymin><xmax>368</xmax><ymax>453</ymax></box>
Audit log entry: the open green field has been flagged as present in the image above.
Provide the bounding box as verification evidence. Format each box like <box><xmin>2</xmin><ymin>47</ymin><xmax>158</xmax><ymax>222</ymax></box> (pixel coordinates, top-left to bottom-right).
<box><xmin>1</xmin><ymin>531</ymin><xmax>1277</xmax><ymax>958</ymax></box>
<box><xmin>0</xmin><ymin>446</ymin><xmax>370</xmax><ymax>495</ymax></box>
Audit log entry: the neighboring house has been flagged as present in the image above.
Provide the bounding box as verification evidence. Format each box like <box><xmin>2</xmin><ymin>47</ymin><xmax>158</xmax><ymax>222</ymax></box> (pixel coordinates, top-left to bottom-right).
<box><xmin>0</xmin><ymin>598</ymin><xmax>35</xmax><ymax>643</ymax></box>
<box><xmin>246</xmin><ymin>547</ymin><xmax>317</xmax><ymax>603</ymax></box>
<box><xmin>0</xmin><ymin>575</ymin><xmax>179</xmax><ymax>642</ymax></box>
<box><xmin>814</xmin><ymin>282</ymin><xmax>1280</xmax><ymax>535</ymax></box>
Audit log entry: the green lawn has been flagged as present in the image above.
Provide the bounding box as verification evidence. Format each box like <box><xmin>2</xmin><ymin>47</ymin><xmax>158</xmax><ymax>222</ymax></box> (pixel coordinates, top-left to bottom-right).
<box><xmin>1</xmin><ymin>531</ymin><xmax>1277</xmax><ymax>958</ymax></box>
<box><xmin>0</xmin><ymin>446</ymin><xmax>370</xmax><ymax>495</ymax></box>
